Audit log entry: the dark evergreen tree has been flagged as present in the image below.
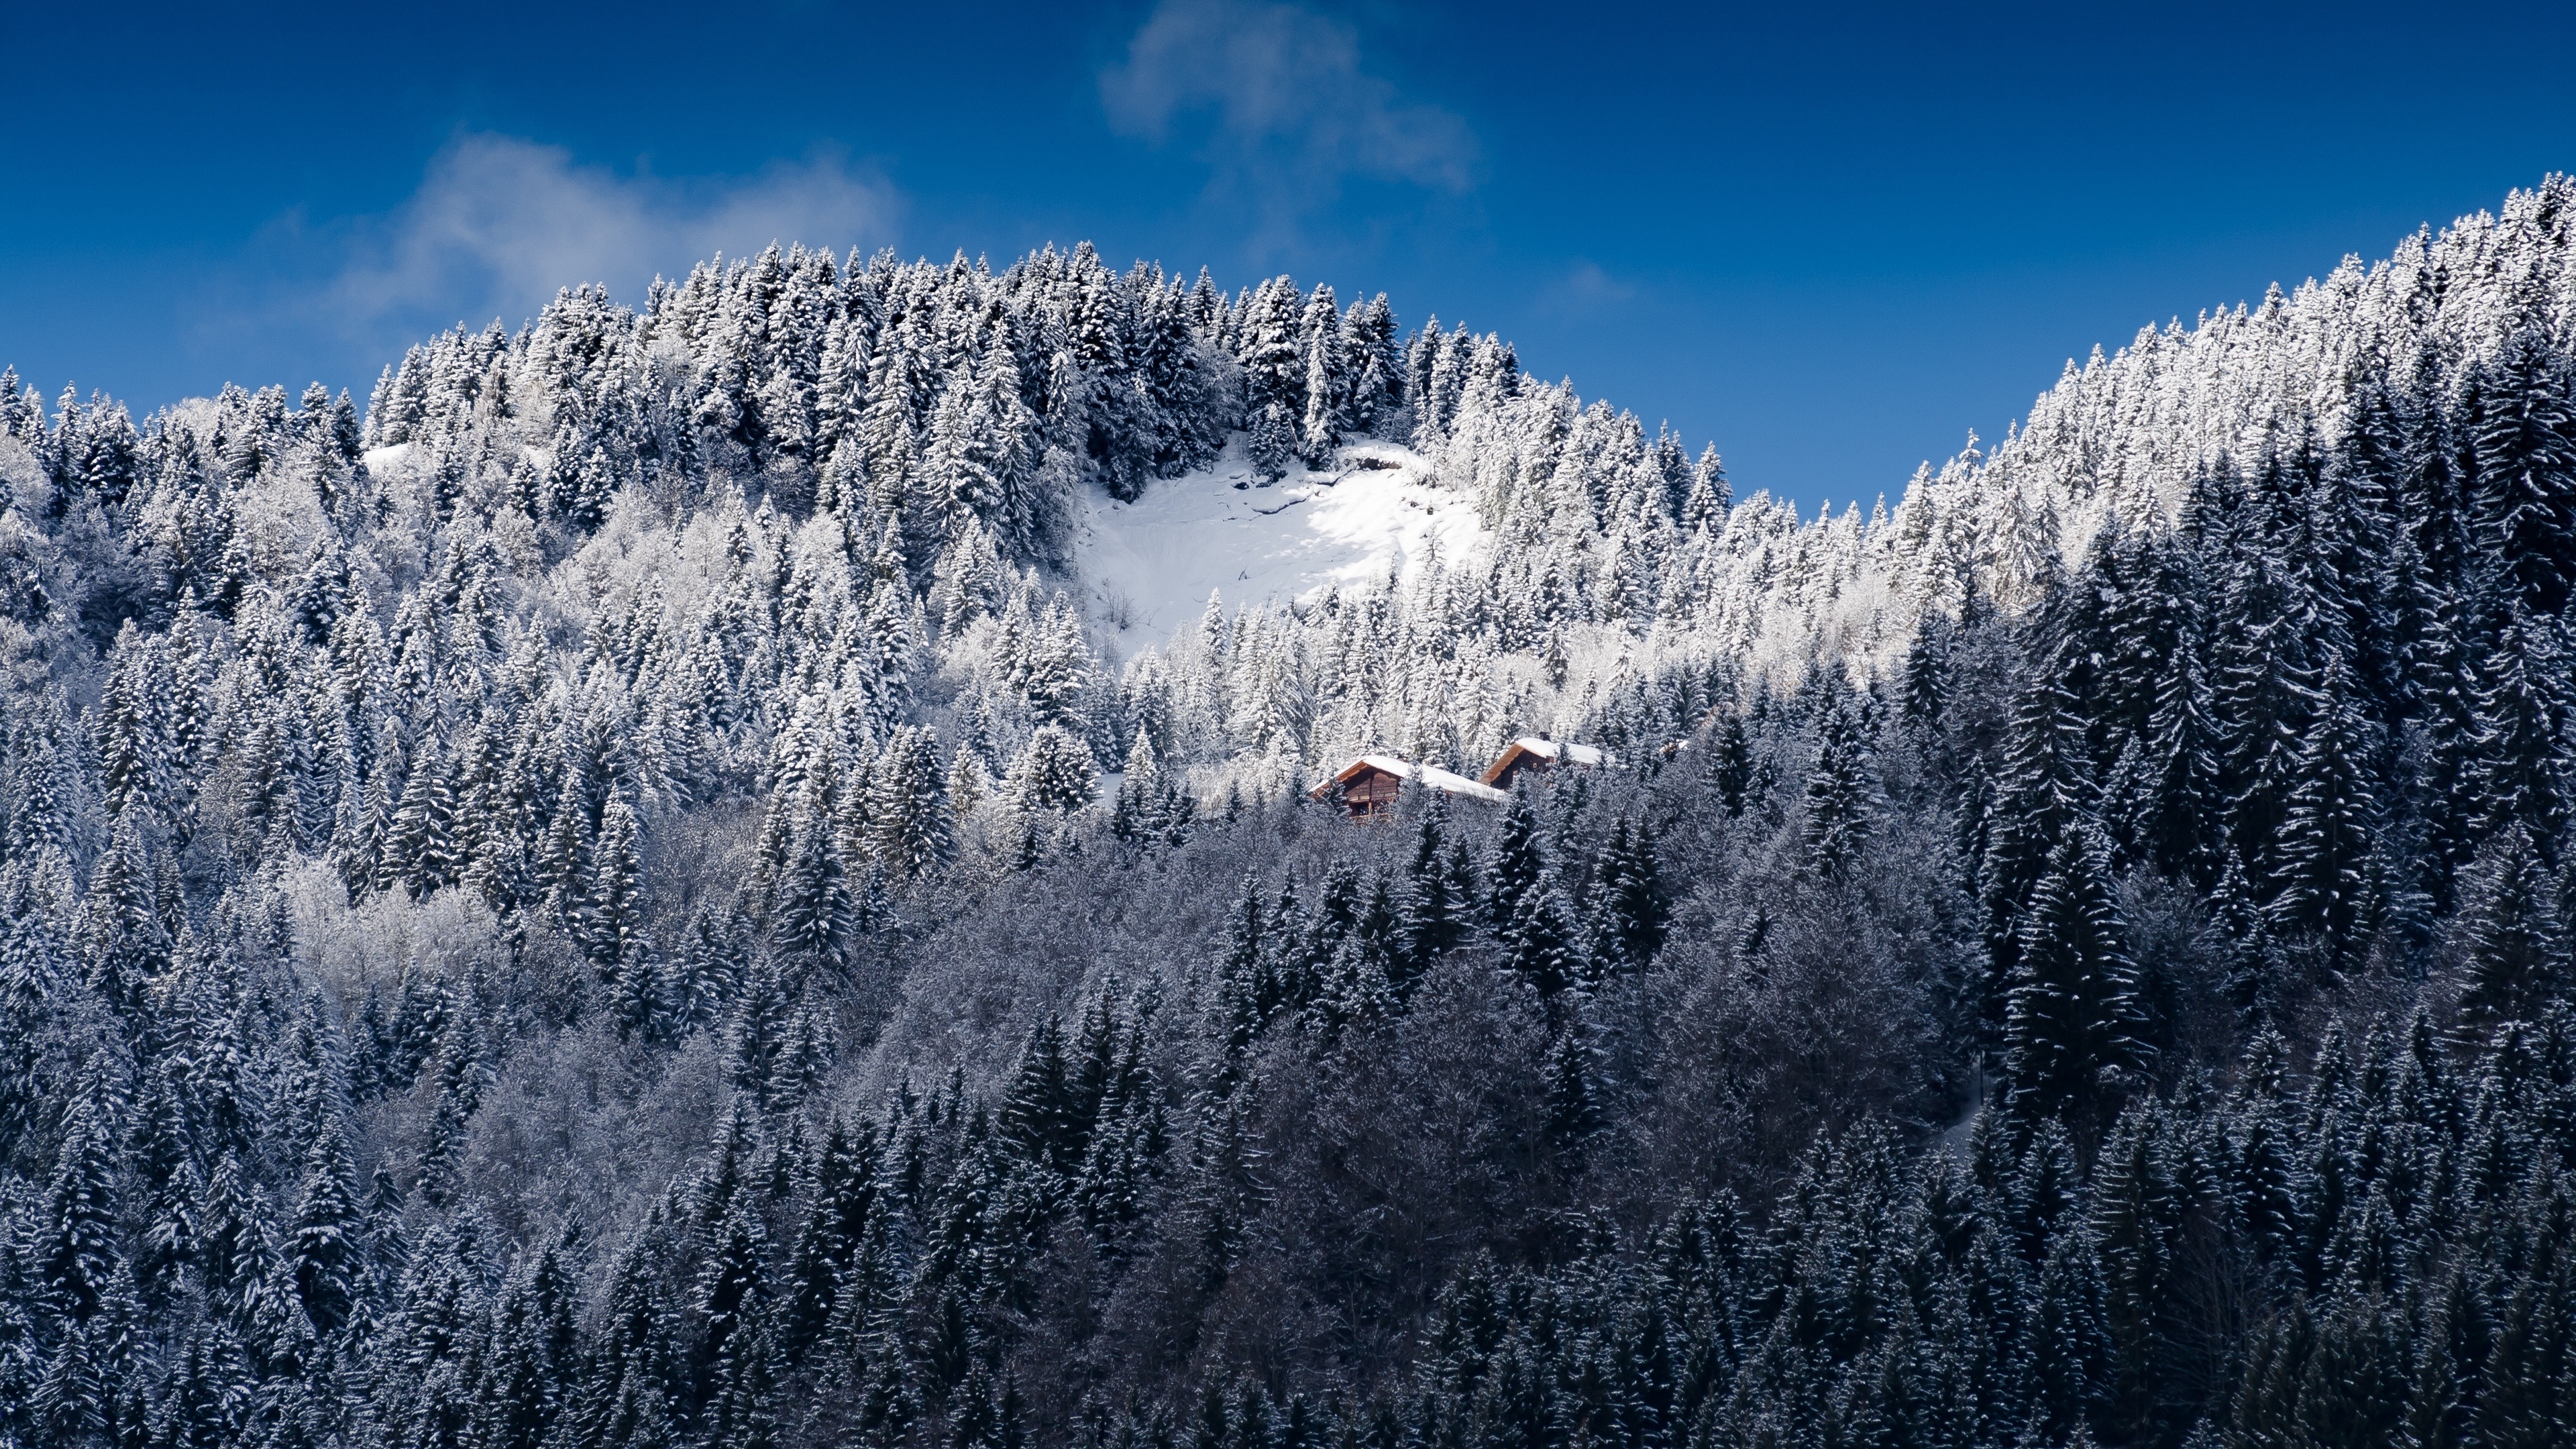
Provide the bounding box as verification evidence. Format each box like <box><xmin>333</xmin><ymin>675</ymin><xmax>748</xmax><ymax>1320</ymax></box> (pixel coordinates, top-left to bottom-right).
<box><xmin>727</xmin><ymin>957</ymin><xmax>796</xmax><ymax>1111</ymax></box>
<box><xmin>283</xmin><ymin>1119</ymin><xmax>362</xmax><ymax>1337</ymax></box>
<box><xmin>1483</xmin><ymin>786</ymin><xmax>1548</xmax><ymax>929</ymax></box>
<box><xmin>998</xmin><ymin>1014</ymin><xmax>1079</xmax><ymax>1176</ymax></box>
<box><xmin>38</xmin><ymin>1085</ymin><xmax>125</xmax><ymax>1324</ymax></box>
<box><xmin>1709</xmin><ymin>708</ymin><xmax>1755</xmax><ymax>818</ymax></box>
<box><xmin>2465</xmin><ymin>612</ymin><xmax>2569</xmax><ymax>853</ymax></box>
<box><xmin>1542</xmin><ymin>1026</ymin><xmax>1603</xmax><ymax>1175</ymax></box>
<box><xmin>2002</xmin><ymin>826</ymin><xmax>2148</xmax><ymax>1128</ymax></box>
<box><xmin>2133</xmin><ymin>630</ymin><xmax>2222</xmax><ymax>888</ymax></box>
<box><xmin>590</xmin><ymin>792</ymin><xmax>645</xmax><ymax>979</ymax></box>
<box><xmin>1500</xmin><ymin>884</ymin><xmax>1586</xmax><ymax>1000</ymax></box>
<box><xmin>1588</xmin><ymin>812</ymin><xmax>1670</xmax><ymax>970</ymax></box>
<box><xmin>2454</xmin><ymin>824</ymin><xmax>2564</xmax><ymax>1030</ymax></box>
<box><xmin>2210</xmin><ymin>543</ymin><xmax>2318</xmax><ymax>874</ymax></box>
<box><xmin>2470</xmin><ymin>324</ymin><xmax>2576</xmax><ymax>614</ymax></box>
<box><xmin>1982</xmin><ymin>667</ymin><xmax>2095</xmax><ymax>1032</ymax></box>
<box><xmin>1899</xmin><ymin>611</ymin><xmax>1951</xmax><ymax>733</ymax></box>
<box><xmin>2268</xmin><ymin>651</ymin><xmax>2380</xmax><ymax>965</ymax></box>
<box><xmin>1400</xmin><ymin>806</ymin><xmax>1468</xmax><ymax>982</ymax></box>
<box><xmin>1802</xmin><ymin>693</ymin><xmax>1876</xmax><ymax>879</ymax></box>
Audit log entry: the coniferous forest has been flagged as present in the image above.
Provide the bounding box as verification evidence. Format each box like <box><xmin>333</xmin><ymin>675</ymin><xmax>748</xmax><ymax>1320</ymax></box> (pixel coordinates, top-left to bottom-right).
<box><xmin>8</xmin><ymin>178</ymin><xmax>2576</xmax><ymax>1449</ymax></box>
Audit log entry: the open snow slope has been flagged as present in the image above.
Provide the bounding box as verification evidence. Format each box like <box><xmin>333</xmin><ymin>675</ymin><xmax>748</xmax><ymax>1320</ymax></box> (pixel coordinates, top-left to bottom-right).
<box><xmin>1074</xmin><ymin>437</ymin><xmax>1487</xmax><ymax>652</ymax></box>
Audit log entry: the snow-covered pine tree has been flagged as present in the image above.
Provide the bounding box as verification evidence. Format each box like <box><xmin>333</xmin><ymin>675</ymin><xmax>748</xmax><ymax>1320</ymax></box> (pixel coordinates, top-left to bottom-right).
<box><xmin>1981</xmin><ymin>663</ymin><xmax>2095</xmax><ymax>1019</ymax></box>
<box><xmin>1802</xmin><ymin>692</ymin><xmax>1876</xmax><ymax>879</ymax></box>
<box><xmin>2453</xmin><ymin>822</ymin><xmax>2563</xmax><ymax>1031</ymax></box>
<box><xmin>2003</xmin><ymin>824</ymin><xmax>2148</xmax><ymax>1128</ymax></box>
<box><xmin>1006</xmin><ymin>724</ymin><xmax>1099</xmax><ymax>816</ymax></box>
<box><xmin>2267</xmin><ymin>651</ymin><xmax>2380</xmax><ymax>965</ymax></box>
<box><xmin>1248</xmin><ymin>402</ymin><xmax>1298</xmax><ymax>485</ymax></box>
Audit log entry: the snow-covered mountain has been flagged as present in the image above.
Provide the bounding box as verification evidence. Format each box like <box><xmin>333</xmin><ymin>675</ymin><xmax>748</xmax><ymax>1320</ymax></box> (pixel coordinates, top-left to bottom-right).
<box><xmin>6</xmin><ymin>179</ymin><xmax>2576</xmax><ymax>1449</ymax></box>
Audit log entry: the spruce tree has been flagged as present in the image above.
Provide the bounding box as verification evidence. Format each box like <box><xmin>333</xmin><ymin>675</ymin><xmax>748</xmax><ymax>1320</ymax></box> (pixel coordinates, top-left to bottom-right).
<box><xmin>542</xmin><ymin>764</ymin><xmax>594</xmax><ymax>941</ymax></box>
<box><xmin>780</xmin><ymin>1114</ymin><xmax>878</xmax><ymax>1357</ymax></box>
<box><xmin>2002</xmin><ymin>825</ymin><xmax>2147</xmax><ymax>1128</ymax></box>
<box><xmin>2268</xmin><ymin>651</ymin><xmax>2379</xmax><ymax>963</ymax></box>
<box><xmin>28</xmin><ymin>1322</ymin><xmax>107</xmax><ymax>1449</ymax></box>
<box><xmin>38</xmin><ymin>1086</ymin><xmax>125</xmax><ymax>1323</ymax></box>
<box><xmin>870</xmin><ymin>724</ymin><xmax>951</xmax><ymax>879</ymax></box>
<box><xmin>131</xmin><ymin>1056</ymin><xmax>202</xmax><ymax>1295</ymax></box>
<box><xmin>83</xmin><ymin>808</ymin><xmax>163</xmax><ymax>1019</ymax></box>
<box><xmin>93</xmin><ymin>649</ymin><xmax>163</xmax><ymax>823</ymax></box>
<box><xmin>2226</xmin><ymin>1047</ymin><xmax>2306</xmax><ymax>1295</ymax></box>
<box><xmin>1401</xmin><ymin>806</ymin><xmax>1467</xmax><ymax>983</ymax></box>
<box><xmin>1006</xmin><ymin>724</ymin><xmax>1099</xmax><ymax>816</ymax></box>
<box><xmin>2030</xmin><ymin>1224</ymin><xmax>2112</xmax><ymax>1440</ymax></box>
<box><xmin>389</xmin><ymin>733</ymin><xmax>458</xmax><ymax>897</ymax></box>
<box><xmin>727</xmin><ymin>957</ymin><xmax>796</xmax><ymax>1110</ymax></box>
<box><xmin>693</xmin><ymin>1193</ymin><xmax>769</xmax><ymax>1391</ymax></box>
<box><xmin>2091</xmin><ymin>1102</ymin><xmax>2189</xmax><ymax>1444</ymax></box>
<box><xmin>2455</xmin><ymin>823</ymin><xmax>2564</xmax><ymax>1030</ymax></box>
<box><xmin>2465</xmin><ymin>612</ymin><xmax>2569</xmax><ymax>852</ymax></box>
<box><xmin>2470</xmin><ymin>325</ymin><xmax>2576</xmax><ymax>614</ymax></box>
<box><xmin>1483</xmin><ymin>786</ymin><xmax>1548</xmax><ymax>929</ymax></box>
<box><xmin>1899</xmin><ymin>612</ymin><xmax>1951</xmax><ymax>735</ymax></box>
<box><xmin>1589</xmin><ymin>813</ymin><xmax>1670</xmax><ymax>971</ymax></box>
<box><xmin>0</xmin><ymin>859</ymin><xmax>72</xmax><ymax>1168</ymax></box>
<box><xmin>590</xmin><ymin>793</ymin><xmax>645</xmax><ymax>979</ymax></box>
<box><xmin>999</xmin><ymin>1015</ymin><xmax>1077</xmax><ymax>1179</ymax></box>
<box><xmin>1299</xmin><ymin>284</ymin><xmax>1346</xmax><ymax>465</ymax></box>
<box><xmin>1802</xmin><ymin>694</ymin><xmax>1876</xmax><ymax>879</ymax></box>
<box><xmin>2135</xmin><ymin>631</ymin><xmax>2222</xmax><ymax>888</ymax></box>
<box><xmin>771</xmin><ymin>775</ymin><xmax>853</xmax><ymax>979</ymax></box>
<box><xmin>1982</xmin><ymin>668</ymin><xmax>2095</xmax><ymax>1026</ymax></box>
<box><xmin>1542</xmin><ymin>1027</ymin><xmax>1603</xmax><ymax>1175</ymax></box>
<box><xmin>197</xmin><ymin>1151</ymin><xmax>270</xmax><ymax>1320</ymax></box>
<box><xmin>283</xmin><ymin>1119</ymin><xmax>362</xmax><ymax>1336</ymax></box>
<box><xmin>1501</xmin><ymin>885</ymin><xmax>1586</xmax><ymax>1000</ymax></box>
<box><xmin>1248</xmin><ymin>402</ymin><xmax>1298</xmax><ymax>484</ymax></box>
<box><xmin>1709</xmin><ymin>708</ymin><xmax>1756</xmax><ymax>818</ymax></box>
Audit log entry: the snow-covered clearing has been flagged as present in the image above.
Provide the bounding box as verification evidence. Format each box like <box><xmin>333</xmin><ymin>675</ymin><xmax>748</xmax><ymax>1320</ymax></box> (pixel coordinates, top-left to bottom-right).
<box><xmin>371</xmin><ymin>436</ymin><xmax>1490</xmax><ymax>661</ymax></box>
<box><xmin>1073</xmin><ymin>437</ymin><xmax>1487</xmax><ymax>651</ymax></box>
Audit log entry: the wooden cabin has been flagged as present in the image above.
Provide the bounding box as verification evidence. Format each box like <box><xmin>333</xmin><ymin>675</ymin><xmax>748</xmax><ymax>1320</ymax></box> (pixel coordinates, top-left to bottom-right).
<box><xmin>1481</xmin><ymin>737</ymin><xmax>1611</xmax><ymax>792</ymax></box>
<box><xmin>1312</xmin><ymin>753</ymin><xmax>1509</xmax><ymax>819</ymax></box>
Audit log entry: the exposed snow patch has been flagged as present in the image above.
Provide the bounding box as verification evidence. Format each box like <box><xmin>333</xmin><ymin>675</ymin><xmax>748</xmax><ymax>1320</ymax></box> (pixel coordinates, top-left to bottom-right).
<box><xmin>1074</xmin><ymin>436</ymin><xmax>1485</xmax><ymax>649</ymax></box>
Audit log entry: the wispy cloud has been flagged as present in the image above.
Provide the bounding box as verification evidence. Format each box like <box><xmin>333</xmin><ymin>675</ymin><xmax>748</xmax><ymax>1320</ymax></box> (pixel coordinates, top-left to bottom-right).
<box><xmin>1102</xmin><ymin>0</ymin><xmax>1474</xmax><ymax>235</ymax></box>
<box><xmin>1536</xmin><ymin>260</ymin><xmax>1639</xmax><ymax>321</ymax></box>
<box><xmin>321</xmin><ymin>134</ymin><xmax>902</xmax><ymax>334</ymax></box>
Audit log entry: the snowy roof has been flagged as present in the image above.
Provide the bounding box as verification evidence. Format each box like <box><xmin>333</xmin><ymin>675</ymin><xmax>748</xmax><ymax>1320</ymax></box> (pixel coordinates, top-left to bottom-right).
<box><xmin>1313</xmin><ymin>753</ymin><xmax>1509</xmax><ymax>804</ymax></box>
<box><xmin>1509</xmin><ymin>737</ymin><xmax>1609</xmax><ymax>767</ymax></box>
<box><xmin>1478</xmin><ymin>737</ymin><xmax>1613</xmax><ymax>787</ymax></box>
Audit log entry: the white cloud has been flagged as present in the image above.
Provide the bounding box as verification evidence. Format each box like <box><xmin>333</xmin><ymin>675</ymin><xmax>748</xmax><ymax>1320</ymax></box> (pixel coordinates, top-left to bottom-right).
<box><xmin>327</xmin><ymin>134</ymin><xmax>902</xmax><ymax>331</ymax></box>
<box><xmin>1102</xmin><ymin>0</ymin><xmax>1475</xmax><ymax>218</ymax></box>
<box><xmin>1538</xmin><ymin>260</ymin><xmax>1638</xmax><ymax>320</ymax></box>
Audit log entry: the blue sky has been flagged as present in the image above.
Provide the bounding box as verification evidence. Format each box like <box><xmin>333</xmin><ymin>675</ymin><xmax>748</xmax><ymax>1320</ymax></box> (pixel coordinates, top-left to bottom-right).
<box><xmin>5</xmin><ymin>1</ymin><xmax>2575</xmax><ymax>512</ymax></box>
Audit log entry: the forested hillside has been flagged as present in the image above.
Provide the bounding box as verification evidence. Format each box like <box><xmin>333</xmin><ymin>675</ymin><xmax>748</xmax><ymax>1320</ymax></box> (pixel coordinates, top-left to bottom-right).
<box><xmin>5</xmin><ymin>178</ymin><xmax>2576</xmax><ymax>1449</ymax></box>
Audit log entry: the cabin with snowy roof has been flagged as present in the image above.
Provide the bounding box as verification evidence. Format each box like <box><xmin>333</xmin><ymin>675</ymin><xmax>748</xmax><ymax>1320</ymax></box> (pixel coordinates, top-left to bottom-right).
<box><xmin>1480</xmin><ymin>737</ymin><xmax>1611</xmax><ymax>792</ymax></box>
<box><xmin>1312</xmin><ymin>754</ymin><xmax>1509</xmax><ymax>819</ymax></box>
